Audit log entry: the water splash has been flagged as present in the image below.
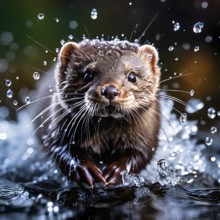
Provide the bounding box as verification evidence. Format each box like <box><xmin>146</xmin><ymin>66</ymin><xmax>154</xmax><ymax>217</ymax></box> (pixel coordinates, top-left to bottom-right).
<box><xmin>157</xmin><ymin>159</ymin><xmax>180</xmax><ymax>186</ymax></box>
<box><xmin>121</xmin><ymin>171</ymin><xmax>145</xmax><ymax>187</ymax></box>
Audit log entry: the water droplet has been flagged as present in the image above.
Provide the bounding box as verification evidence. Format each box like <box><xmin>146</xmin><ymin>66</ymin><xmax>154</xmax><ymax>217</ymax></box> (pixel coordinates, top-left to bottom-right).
<box><xmin>68</xmin><ymin>35</ymin><xmax>73</xmax><ymax>40</ymax></box>
<box><xmin>25</xmin><ymin>96</ymin><xmax>31</xmax><ymax>104</ymax></box>
<box><xmin>60</xmin><ymin>39</ymin><xmax>65</xmax><ymax>45</ymax></box>
<box><xmin>55</xmin><ymin>18</ymin><xmax>59</xmax><ymax>23</ymax></box>
<box><xmin>201</xmin><ymin>1</ymin><xmax>208</xmax><ymax>9</ymax></box>
<box><xmin>205</xmin><ymin>136</ymin><xmax>213</xmax><ymax>146</ymax></box>
<box><xmin>33</xmin><ymin>71</ymin><xmax>40</xmax><ymax>80</ymax></box>
<box><xmin>7</xmin><ymin>89</ymin><xmax>13</xmax><ymax>98</ymax></box>
<box><xmin>190</xmin><ymin>90</ymin><xmax>195</xmax><ymax>96</ymax></box>
<box><xmin>45</xmin><ymin>50</ymin><xmax>48</xmax><ymax>53</ymax></box>
<box><xmin>69</xmin><ymin>20</ymin><xmax>78</xmax><ymax>29</ymax></box>
<box><xmin>182</xmin><ymin>43</ymin><xmax>190</xmax><ymax>50</ymax></box>
<box><xmin>55</xmin><ymin>48</ymin><xmax>59</xmax><ymax>53</ymax></box>
<box><xmin>211</xmin><ymin>126</ymin><xmax>217</xmax><ymax>134</ymax></box>
<box><xmin>205</xmin><ymin>35</ymin><xmax>213</xmax><ymax>43</ymax></box>
<box><xmin>217</xmin><ymin>111</ymin><xmax>220</xmax><ymax>117</ymax></box>
<box><xmin>43</xmin><ymin>61</ymin><xmax>47</xmax><ymax>66</ymax></box>
<box><xmin>194</xmin><ymin>46</ymin><xmax>199</xmax><ymax>52</ymax></box>
<box><xmin>210</xmin><ymin>157</ymin><xmax>216</xmax><ymax>162</ymax></box>
<box><xmin>207</xmin><ymin>107</ymin><xmax>216</xmax><ymax>119</ymax></box>
<box><xmin>91</xmin><ymin>8</ymin><xmax>98</xmax><ymax>20</ymax></box>
<box><xmin>5</xmin><ymin>79</ymin><xmax>12</xmax><ymax>87</ymax></box>
<box><xmin>168</xmin><ymin>46</ymin><xmax>174</xmax><ymax>51</ymax></box>
<box><xmin>129</xmin><ymin>2</ymin><xmax>133</xmax><ymax>6</ymax></box>
<box><xmin>38</xmin><ymin>13</ymin><xmax>45</xmax><ymax>20</ymax></box>
<box><xmin>173</xmin><ymin>22</ymin><xmax>180</xmax><ymax>31</ymax></box>
<box><xmin>97</xmin><ymin>118</ymin><xmax>102</xmax><ymax>123</ymax></box>
<box><xmin>180</xmin><ymin>113</ymin><xmax>187</xmax><ymax>123</ymax></box>
<box><xmin>186</xmin><ymin>99</ymin><xmax>204</xmax><ymax>113</ymax></box>
<box><xmin>193</xmin><ymin>22</ymin><xmax>204</xmax><ymax>34</ymax></box>
<box><xmin>13</xmin><ymin>100</ymin><xmax>18</xmax><ymax>106</ymax></box>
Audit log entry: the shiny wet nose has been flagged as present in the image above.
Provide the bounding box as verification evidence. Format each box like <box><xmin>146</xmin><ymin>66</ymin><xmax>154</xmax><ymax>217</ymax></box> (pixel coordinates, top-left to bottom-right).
<box><xmin>101</xmin><ymin>85</ymin><xmax>120</xmax><ymax>100</ymax></box>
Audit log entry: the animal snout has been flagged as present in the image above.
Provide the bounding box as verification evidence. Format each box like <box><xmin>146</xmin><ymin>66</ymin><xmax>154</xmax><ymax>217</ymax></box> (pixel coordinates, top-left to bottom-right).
<box><xmin>101</xmin><ymin>85</ymin><xmax>120</xmax><ymax>100</ymax></box>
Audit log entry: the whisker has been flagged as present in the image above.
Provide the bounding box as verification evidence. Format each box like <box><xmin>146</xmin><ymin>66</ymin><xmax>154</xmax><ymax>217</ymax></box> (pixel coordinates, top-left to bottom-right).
<box><xmin>25</xmin><ymin>35</ymin><xmax>57</xmax><ymax>55</ymax></box>
<box><xmin>137</xmin><ymin>12</ymin><xmax>159</xmax><ymax>43</ymax></box>
<box><xmin>16</xmin><ymin>94</ymin><xmax>57</xmax><ymax>111</ymax></box>
<box><xmin>159</xmin><ymin>94</ymin><xmax>188</xmax><ymax>108</ymax></box>
<box><xmin>160</xmin><ymin>72</ymin><xmax>193</xmax><ymax>84</ymax></box>
<box><xmin>31</xmin><ymin>106</ymin><xmax>64</xmax><ymax>136</ymax></box>
<box><xmin>159</xmin><ymin>89</ymin><xmax>191</xmax><ymax>95</ymax></box>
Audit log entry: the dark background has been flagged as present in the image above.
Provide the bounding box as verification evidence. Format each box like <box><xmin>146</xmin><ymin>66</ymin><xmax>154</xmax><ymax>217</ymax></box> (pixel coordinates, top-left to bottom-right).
<box><xmin>0</xmin><ymin>0</ymin><xmax>219</xmax><ymax>133</ymax></box>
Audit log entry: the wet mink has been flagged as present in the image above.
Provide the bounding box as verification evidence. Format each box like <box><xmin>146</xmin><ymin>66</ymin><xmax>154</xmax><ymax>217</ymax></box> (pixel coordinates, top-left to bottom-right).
<box><xmin>35</xmin><ymin>39</ymin><xmax>161</xmax><ymax>187</ymax></box>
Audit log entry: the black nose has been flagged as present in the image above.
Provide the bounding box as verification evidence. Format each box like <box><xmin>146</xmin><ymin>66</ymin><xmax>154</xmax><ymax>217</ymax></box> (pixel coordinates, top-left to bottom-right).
<box><xmin>101</xmin><ymin>85</ymin><xmax>120</xmax><ymax>100</ymax></box>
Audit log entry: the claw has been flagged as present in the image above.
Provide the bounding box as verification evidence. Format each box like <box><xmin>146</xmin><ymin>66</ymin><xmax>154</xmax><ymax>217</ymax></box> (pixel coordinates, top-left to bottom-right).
<box><xmin>104</xmin><ymin>161</ymin><xmax>126</xmax><ymax>185</ymax></box>
<box><xmin>70</xmin><ymin>158</ymin><xmax>106</xmax><ymax>187</ymax></box>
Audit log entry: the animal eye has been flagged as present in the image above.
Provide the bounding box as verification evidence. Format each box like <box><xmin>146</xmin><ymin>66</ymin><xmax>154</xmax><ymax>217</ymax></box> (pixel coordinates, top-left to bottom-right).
<box><xmin>84</xmin><ymin>71</ymin><xmax>94</xmax><ymax>82</ymax></box>
<box><xmin>128</xmin><ymin>72</ymin><xmax>137</xmax><ymax>83</ymax></box>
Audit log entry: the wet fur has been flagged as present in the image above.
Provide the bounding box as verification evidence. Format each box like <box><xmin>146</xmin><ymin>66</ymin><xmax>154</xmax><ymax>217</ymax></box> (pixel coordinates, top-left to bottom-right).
<box><xmin>35</xmin><ymin>39</ymin><xmax>161</xmax><ymax>186</ymax></box>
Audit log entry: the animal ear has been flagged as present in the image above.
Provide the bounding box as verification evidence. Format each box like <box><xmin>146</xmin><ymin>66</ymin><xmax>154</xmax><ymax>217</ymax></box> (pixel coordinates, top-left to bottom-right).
<box><xmin>59</xmin><ymin>42</ymin><xmax>80</xmax><ymax>66</ymax></box>
<box><xmin>138</xmin><ymin>45</ymin><xmax>159</xmax><ymax>67</ymax></box>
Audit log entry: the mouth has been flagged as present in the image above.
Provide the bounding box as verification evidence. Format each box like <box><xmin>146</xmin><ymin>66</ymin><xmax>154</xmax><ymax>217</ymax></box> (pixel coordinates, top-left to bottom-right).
<box><xmin>95</xmin><ymin>104</ymin><xmax>122</xmax><ymax>118</ymax></box>
<box><xmin>104</xmin><ymin>105</ymin><xmax>116</xmax><ymax>115</ymax></box>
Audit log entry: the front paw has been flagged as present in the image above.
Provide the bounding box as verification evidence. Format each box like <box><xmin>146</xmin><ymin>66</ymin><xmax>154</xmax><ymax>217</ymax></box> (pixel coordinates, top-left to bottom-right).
<box><xmin>70</xmin><ymin>159</ymin><xmax>106</xmax><ymax>187</ymax></box>
<box><xmin>103</xmin><ymin>160</ymin><xmax>127</xmax><ymax>185</ymax></box>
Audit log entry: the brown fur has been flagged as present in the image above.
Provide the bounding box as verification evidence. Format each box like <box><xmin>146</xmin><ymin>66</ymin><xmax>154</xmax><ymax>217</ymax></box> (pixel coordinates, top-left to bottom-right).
<box><xmin>36</xmin><ymin>39</ymin><xmax>161</xmax><ymax>186</ymax></box>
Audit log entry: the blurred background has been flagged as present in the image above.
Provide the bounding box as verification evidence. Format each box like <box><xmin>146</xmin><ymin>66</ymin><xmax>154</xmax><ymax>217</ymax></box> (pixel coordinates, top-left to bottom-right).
<box><xmin>0</xmin><ymin>0</ymin><xmax>219</xmax><ymax>135</ymax></box>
